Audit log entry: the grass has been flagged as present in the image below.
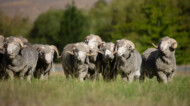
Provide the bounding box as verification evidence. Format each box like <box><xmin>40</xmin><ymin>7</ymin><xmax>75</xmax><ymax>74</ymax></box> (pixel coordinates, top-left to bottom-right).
<box><xmin>0</xmin><ymin>72</ymin><xmax>190</xmax><ymax>106</ymax></box>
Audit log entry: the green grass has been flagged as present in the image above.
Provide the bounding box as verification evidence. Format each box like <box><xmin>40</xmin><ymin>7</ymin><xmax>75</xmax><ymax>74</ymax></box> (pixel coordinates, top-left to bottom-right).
<box><xmin>0</xmin><ymin>73</ymin><xmax>190</xmax><ymax>106</ymax></box>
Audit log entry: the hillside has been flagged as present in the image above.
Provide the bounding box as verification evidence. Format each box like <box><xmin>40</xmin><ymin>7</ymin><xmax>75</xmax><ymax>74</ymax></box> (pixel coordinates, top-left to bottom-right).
<box><xmin>0</xmin><ymin>0</ymin><xmax>112</xmax><ymax>21</ymax></box>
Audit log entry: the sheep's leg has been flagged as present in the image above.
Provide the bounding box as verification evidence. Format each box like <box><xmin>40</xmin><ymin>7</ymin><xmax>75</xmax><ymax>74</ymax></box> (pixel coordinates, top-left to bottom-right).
<box><xmin>128</xmin><ymin>72</ymin><xmax>136</xmax><ymax>83</ymax></box>
<box><xmin>63</xmin><ymin>68</ymin><xmax>69</xmax><ymax>80</ymax></box>
<box><xmin>6</xmin><ymin>68</ymin><xmax>14</xmax><ymax>80</ymax></box>
<box><xmin>157</xmin><ymin>71</ymin><xmax>167</xmax><ymax>83</ymax></box>
<box><xmin>122</xmin><ymin>77</ymin><xmax>128</xmax><ymax>82</ymax></box>
<box><xmin>121</xmin><ymin>72</ymin><xmax>128</xmax><ymax>82</ymax></box>
<box><xmin>27</xmin><ymin>67</ymin><xmax>35</xmax><ymax>81</ymax></box>
<box><xmin>0</xmin><ymin>67</ymin><xmax>5</xmax><ymax>79</ymax></box>
<box><xmin>43</xmin><ymin>71</ymin><xmax>50</xmax><ymax>80</ymax></box>
<box><xmin>43</xmin><ymin>73</ymin><xmax>49</xmax><ymax>80</ymax></box>
<box><xmin>134</xmin><ymin>70</ymin><xmax>141</xmax><ymax>81</ymax></box>
<box><xmin>112</xmin><ymin>69</ymin><xmax>118</xmax><ymax>80</ymax></box>
<box><xmin>34</xmin><ymin>68</ymin><xmax>41</xmax><ymax>79</ymax></box>
<box><xmin>139</xmin><ymin>69</ymin><xmax>145</xmax><ymax>82</ymax></box>
<box><xmin>167</xmin><ymin>72</ymin><xmax>174</xmax><ymax>82</ymax></box>
<box><xmin>95</xmin><ymin>71</ymin><xmax>100</xmax><ymax>81</ymax></box>
<box><xmin>43</xmin><ymin>63</ymin><xmax>52</xmax><ymax>80</ymax></box>
<box><xmin>40</xmin><ymin>74</ymin><xmax>44</xmax><ymax>80</ymax></box>
<box><xmin>78</xmin><ymin>65</ymin><xmax>88</xmax><ymax>82</ymax></box>
<box><xmin>19</xmin><ymin>67</ymin><xmax>28</xmax><ymax>80</ymax></box>
<box><xmin>65</xmin><ymin>74</ymin><xmax>69</xmax><ymax>80</ymax></box>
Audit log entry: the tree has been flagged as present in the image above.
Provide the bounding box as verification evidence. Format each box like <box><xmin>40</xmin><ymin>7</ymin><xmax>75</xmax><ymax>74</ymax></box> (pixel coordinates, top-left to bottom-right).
<box><xmin>29</xmin><ymin>9</ymin><xmax>64</xmax><ymax>47</ymax></box>
<box><xmin>0</xmin><ymin>10</ymin><xmax>31</xmax><ymax>37</ymax></box>
<box><xmin>96</xmin><ymin>0</ymin><xmax>190</xmax><ymax>64</ymax></box>
<box><xmin>59</xmin><ymin>2</ymin><xmax>88</xmax><ymax>47</ymax></box>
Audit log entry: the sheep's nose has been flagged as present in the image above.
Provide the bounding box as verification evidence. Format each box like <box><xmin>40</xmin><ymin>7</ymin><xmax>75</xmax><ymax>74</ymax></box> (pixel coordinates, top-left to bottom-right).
<box><xmin>105</xmin><ymin>54</ymin><xmax>110</xmax><ymax>58</ymax></box>
<box><xmin>117</xmin><ymin>53</ymin><xmax>122</xmax><ymax>56</ymax></box>
<box><xmin>46</xmin><ymin>60</ymin><xmax>51</xmax><ymax>63</ymax></box>
<box><xmin>8</xmin><ymin>51</ymin><xmax>12</xmax><ymax>54</ymax></box>
<box><xmin>160</xmin><ymin>47</ymin><xmax>164</xmax><ymax>51</ymax></box>
<box><xmin>78</xmin><ymin>57</ymin><xmax>81</xmax><ymax>61</ymax></box>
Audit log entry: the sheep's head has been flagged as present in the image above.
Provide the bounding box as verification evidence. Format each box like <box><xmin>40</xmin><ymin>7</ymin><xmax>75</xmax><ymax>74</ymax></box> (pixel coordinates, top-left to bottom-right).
<box><xmin>98</xmin><ymin>42</ymin><xmax>115</xmax><ymax>60</ymax></box>
<box><xmin>5</xmin><ymin>37</ymin><xmax>25</xmax><ymax>57</ymax></box>
<box><xmin>19</xmin><ymin>36</ymin><xmax>28</xmax><ymax>43</ymax></box>
<box><xmin>115</xmin><ymin>39</ymin><xmax>135</xmax><ymax>58</ymax></box>
<box><xmin>67</xmin><ymin>42</ymin><xmax>94</xmax><ymax>63</ymax></box>
<box><xmin>36</xmin><ymin>45</ymin><xmax>60</xmax><ymax>64</ymax></box>
<box><xmin>0</xmin><ymin>35</ymin><xmax>5</xmax><ymax>49</ymax></box>
<box><xmin>158</xmin><ymin>36</ymin><xmax>177</xmax><ymax>54</ymax></box>
<box><xmin>85</xmin><ymin>34</ymin><xmax>102</xmax><ymax>50</ymax></box>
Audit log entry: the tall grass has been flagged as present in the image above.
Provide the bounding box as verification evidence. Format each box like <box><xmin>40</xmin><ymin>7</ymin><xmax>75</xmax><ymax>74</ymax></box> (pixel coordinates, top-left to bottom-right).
<box><xmin>0</xmin><ymin>73</ymin><xmax>189</xmax><ymax>106</ymax></box>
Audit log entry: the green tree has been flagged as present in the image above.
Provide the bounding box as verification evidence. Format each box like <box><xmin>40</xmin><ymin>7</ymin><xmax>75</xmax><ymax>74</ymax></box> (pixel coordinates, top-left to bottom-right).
<box><xmin>59</xmin><ymin>2</ymin><xmax>88</xmax><ymax>47</ymax></box>
<box><xmin>29</xmin><ymin>9</ymin><xmax>64</xmax><ymax>47</ymax></box>
<box><xmin>60</xmin><ymin>3</ymin><xmax>86</xmax><ymax>46</ymax></box>
<box><xmin>88</xmin><ymin>0</ymin><xmax>110</xmax><ymax>34</ymax></box>
<box><xmin>0</xmin><ymin>10</ymin><xmax>31</xmax><ymax>37</ymax></box>
<box><xmin>96</xmin><ymin>0</ymin><xmax>190</xmax><ymax>64</ymax></box>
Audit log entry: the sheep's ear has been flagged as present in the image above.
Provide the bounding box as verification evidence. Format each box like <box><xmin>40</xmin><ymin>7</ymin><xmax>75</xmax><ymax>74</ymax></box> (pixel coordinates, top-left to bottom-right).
<box><xmin>172</xmin><ymin>42</ymin><xmax>177</xmax><ymax>49</ymax></box>
<box><xmin>116</xmin><ymin>40</ymin><xmax>120</xmax><ymax>43</ymax></box>
<box><xmin>129</xmin><ymin>45</ymin><xmax>135</xmax><ymax>52</ymax></box>
<box><xmin>114</xmin><ymin>40</ymin><xmax>120</xmax><ymax>51</ymax></box>
<box><xmin>98</xmin><ymin>41</ymin><xmax>105</xmax><ymax>49</ymax></box>
<box><xmin>72</xmin><ymin>46</ymin><xmax>76</xmax><ymax>50</ymax></box>
<box><xmin>128</xmin><ymin>41</ymin><xmax>135</xmax><ymax>52</ymax></box>
<box><xmin>170</xmin><ymin>39</ymin><xmax>177</xmax><ymax>49</ymax></box>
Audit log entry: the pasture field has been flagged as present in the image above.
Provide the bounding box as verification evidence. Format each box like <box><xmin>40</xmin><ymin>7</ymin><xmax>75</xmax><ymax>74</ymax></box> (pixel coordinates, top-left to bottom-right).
<box><xmin>0</xmin><ymin>71</ymin><xmax>189</xmax><ymax>106</ymax></box>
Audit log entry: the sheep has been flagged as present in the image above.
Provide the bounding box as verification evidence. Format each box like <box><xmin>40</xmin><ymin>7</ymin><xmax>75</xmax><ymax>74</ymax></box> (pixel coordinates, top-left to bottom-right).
<box><xmin>61</xmin><ymin>42</ymin><xmax>95</xmax><ymax>81</ymax></box>
<box><xmin>115</xmin><ymin>39</ymin><xmax>142</xmax><ymax>82</ymax></box>
<box><xmin>0</xmin><ymin>35</ymin><xmax>5</xmax><ymax>79</ymax></box>
<box><xmin>140</xmin><ymin>36</ymin><xmax>178</xmax><ymax>83</ymax></box>
<box><xmin>33</xmin><ymin>44</ymin><xmax>60</xmax><ymax>80</ymax></box>
<box><xmin>0</xmin><ymin>35</ymin><xmax>5</xmax><ymax>49</ymax></box>
<box><xmin>84</xmin><ymin>34</ymin><xmax>103</xmax><ymax>80</ymax></box>
<box><xmin>98</xmin><ymin>42</ymin><xmax>117</xmax><ymax>81</ymax></box>
<box><xmin>4</xmin><ymin>36</ymin><xmax>38</xmax><ymax>80</ymax></box>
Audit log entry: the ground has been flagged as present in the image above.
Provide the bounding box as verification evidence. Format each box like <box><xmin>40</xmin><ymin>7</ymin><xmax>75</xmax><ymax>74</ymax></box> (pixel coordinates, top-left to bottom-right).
<box><xmin>0</xmin><ymin>71</ymin><xmax>189</xmax><ymax>106</ymax></box>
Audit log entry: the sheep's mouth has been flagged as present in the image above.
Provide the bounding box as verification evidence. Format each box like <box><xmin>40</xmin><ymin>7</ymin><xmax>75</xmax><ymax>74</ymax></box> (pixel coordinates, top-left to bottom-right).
<box><xmin>104</xmin><ymin>56</ymin><xmax>114</xmax><ymax>61</ymax></box>
<box><xmin>7</xmin><ymin>54</ymin><xmax>16</xmax><ymax>59</ymax></box>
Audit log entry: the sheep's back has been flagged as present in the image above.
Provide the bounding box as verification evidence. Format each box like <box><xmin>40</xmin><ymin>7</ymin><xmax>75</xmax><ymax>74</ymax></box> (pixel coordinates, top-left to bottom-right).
<box><xmin>21</xmin><ymin>47</ymin><xmax>38</xmax><ymax>68</ymax></box>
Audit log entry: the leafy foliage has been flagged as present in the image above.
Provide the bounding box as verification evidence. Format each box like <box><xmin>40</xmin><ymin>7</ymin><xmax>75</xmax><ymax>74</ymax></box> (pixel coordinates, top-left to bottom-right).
<box><xmin>29</xmin><ymin>2</ymin><xmax>89</xmax><ymax>53</ymax></box>
<box><xmin>0</xmin><ymin>0</ymin><xmax>189</xmax><ymax>64</ymax></box>
<box><xmin>94</xmin><ymin>0</ymin><xmax>190</xmax><ymax>64</ymax></box>
<box><xmin>0</xmin><ymin>10</ymin><xmax>31</xmax><ymax>38</ymax></box>
<box><xmin>29</xmin><ymin>9</ymin><xmax>64</xmax><ymax>46</ymax></box>
<box><xmin>59</xmin><ymin>3</ymin><xmax>89</xmax><ymax>48</ymax></box>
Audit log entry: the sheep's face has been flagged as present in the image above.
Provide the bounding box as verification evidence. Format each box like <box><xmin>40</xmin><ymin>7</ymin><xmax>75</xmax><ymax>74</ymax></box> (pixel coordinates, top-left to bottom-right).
<box><xmin>85</xmin><ymin>34</ymin><xmax>102</xmax><ymax>50</ymax></box>
<box><xmin>5</xmin><ymin>42</ymin><xmax>21</xmax><ymax>57</ymax></box>
<box><xmin>73</xmin><ymin>49</ymin><xmax>87</xmax><ymax>63</ymax></box>
<box><xmin>158</xmin><ymin>37</ymin><xmax>177</xmax><ymax>54</ymax></box>
<box><xmin>116</xmin><ymin>40</ymin><xmax>134</xmax><ymax>58</ymax></box>
<box><xmin>39</xmin><ymin>46</ymin><xmax>54</xmax><ymax>64</ymax></box>
<box><xmin>73</xmin><ymin>43</ymin><xmax>89</xmax><ymax>63</ymax></box>
<box><xmin>85</xmin><ymin>38</ymin><xmax>99</xmax><ymax>49</ymax></box>
<box><xmin>117</xmin><ymin>45</ymin><xmax>130</xmax><ymax>57</ymax></box>
<box><xmin>102</xmin><ymin>43</ymin><xmax>115</xmax><ymax>60</ymax></box>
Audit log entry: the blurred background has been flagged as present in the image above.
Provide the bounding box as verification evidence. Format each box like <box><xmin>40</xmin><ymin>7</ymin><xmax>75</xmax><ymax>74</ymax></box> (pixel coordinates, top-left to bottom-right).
<box><xmin>0</xmin><ymin>0</ymin><xmax>189</xmax><ymax>65</ymax></box>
